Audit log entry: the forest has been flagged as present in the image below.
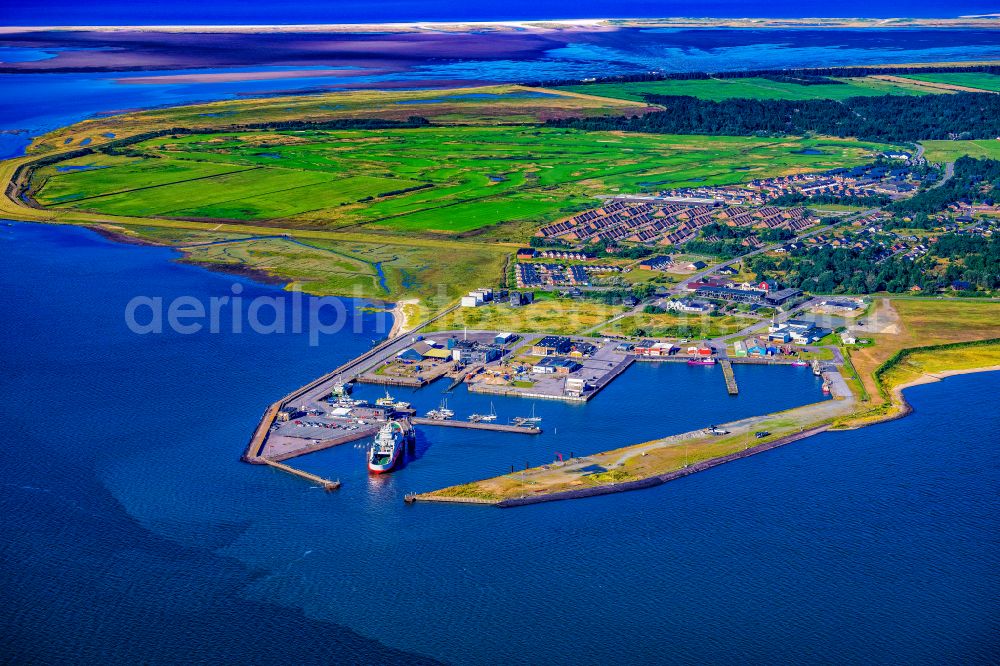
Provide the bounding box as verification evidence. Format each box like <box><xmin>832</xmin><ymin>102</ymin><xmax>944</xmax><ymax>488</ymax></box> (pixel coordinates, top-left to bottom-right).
<box><xmin>546</xmin><ymin>94</ymin><xmax>1000</xmax><ymax>142</ymax></box>
<box><xmin>746</xmin><ymin>234</ymin><xmax>1000</xmax><ymax>293</ymax></box>
<box><xmin>889</xmin><ymin>156</ymin><xmax>1000</xmax><ymax>216</ymax></box>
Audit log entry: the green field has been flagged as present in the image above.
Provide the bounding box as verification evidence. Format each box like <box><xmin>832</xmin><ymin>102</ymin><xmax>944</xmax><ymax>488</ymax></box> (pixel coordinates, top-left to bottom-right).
<box><xmin>555</xmin><ymin>76</ymin><xmax>937</xmax><ymax>102</ymax></box>
<box><xmin>899</xmin><ymin>72</ymin><xmax>1000</xmax><ymax>92</ymax></box>
<box><xmin>31</xmin><ymin>127</ymin><xmax>888</xmax><ymax>233</ymax></box>
<box><xmin>920</xmin><ymin>139</ymin><xmax>1000</xmax><ymax>162</ymax></box>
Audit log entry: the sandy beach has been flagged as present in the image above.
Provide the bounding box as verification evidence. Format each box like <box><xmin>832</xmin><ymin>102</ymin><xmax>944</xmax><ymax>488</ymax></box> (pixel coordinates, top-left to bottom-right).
<box><xmin>388</xmin><ymin>298</ymin><xmax>420</xmax><ymax>339</ymax></box>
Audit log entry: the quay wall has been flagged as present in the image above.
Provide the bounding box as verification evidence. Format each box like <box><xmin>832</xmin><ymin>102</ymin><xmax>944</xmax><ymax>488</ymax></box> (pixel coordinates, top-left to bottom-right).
<box><xmin>241</xmin><ymin>304</ymin><xmax>458</xmax><ymax>463</ymax></box>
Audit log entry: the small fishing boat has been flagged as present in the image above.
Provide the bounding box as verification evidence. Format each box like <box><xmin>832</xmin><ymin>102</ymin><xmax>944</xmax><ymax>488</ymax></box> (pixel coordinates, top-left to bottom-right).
<box><xmin>687</xmin><ymin>357</ymin><xmax>716</xmax><ymax>366</ymax></box>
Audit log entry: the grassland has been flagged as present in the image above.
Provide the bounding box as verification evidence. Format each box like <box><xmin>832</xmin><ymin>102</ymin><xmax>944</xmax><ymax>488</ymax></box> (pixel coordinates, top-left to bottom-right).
<box><xmin>840</xmin><ymin>298</ymin><xmax>1000</xmax><ymax>425</ymax></box>
<box><xmin>919</xmin><ymin>139</ymin><xmax>1000</xmax><ymax>162</ymax></box>
<box><xmin>897</xmin><ymin>72</ymin><xmax>1000</xmax><ymax>93</ymax></box>
<box><xmin>161</xmin><ymin>233</ymin><xmax>508</xmax><ymax>307</ymax></box>
<box><xmin>554</xmin><ymin>76</ymin><xmax>938</xmax><ymax>102</ymax></box>
<box><xmin>423</xmin><ymin>299</ymin><xmax>625</xmax><ymax>335</ymax></box>
<box><xmin>28</xmin><ymin>85</ymin><xmax>651</xmax><ymax>155</ymax></box>
<box><xmin>878</xmin><ymin>342</ymin><xmax>1000</xmax><ymax>392</ymax></box>
<box><xmin>29</xmin><ymin>127</ymin><xmax>888</xmax><ymax>234</ymax></box>
<box><xmin>597</xmin><ymin>311</ymin><xmax>752</xmax><ymax>339</ymax></box>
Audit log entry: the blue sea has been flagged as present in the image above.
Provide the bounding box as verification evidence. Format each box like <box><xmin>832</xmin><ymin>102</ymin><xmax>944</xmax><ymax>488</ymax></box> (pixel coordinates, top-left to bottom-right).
<box><xmin>0</xmin><ymin>221</ymin><xmax>997</xmax><ymax>664</ymax></box>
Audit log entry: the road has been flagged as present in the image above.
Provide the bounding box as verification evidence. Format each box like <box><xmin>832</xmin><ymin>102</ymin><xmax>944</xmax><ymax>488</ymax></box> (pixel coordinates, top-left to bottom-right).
<box><xmin>929</xmin><ymin>161</ymin><xmax>955</xmax><ymax>190</ymax></box>
<box><xmin>672</xmin><ymin>208</ymin><xmax>880</xmax><ymax>293</ymax></box>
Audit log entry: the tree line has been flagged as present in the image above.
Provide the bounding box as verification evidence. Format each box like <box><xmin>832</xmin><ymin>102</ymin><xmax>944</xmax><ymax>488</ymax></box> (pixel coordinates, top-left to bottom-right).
<box><xmin>545</xmin><ymin>93</ymin><xmax>1000</xmax><ymax>142</ymax></box>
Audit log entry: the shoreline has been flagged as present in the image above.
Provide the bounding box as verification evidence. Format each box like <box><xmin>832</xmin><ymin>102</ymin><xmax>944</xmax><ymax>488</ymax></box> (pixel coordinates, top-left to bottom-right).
<box><xmin>388</xmin><ymin>299</ymin><xmax>419</xmax><ymax>339</ymax></box>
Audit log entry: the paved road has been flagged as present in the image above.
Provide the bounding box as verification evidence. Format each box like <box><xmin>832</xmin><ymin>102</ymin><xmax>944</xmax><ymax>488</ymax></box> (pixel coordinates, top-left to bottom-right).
<box><xmin>930</xmin><ymin>161</ymin><xmax>955</xmax><ymax>190</ymax></box>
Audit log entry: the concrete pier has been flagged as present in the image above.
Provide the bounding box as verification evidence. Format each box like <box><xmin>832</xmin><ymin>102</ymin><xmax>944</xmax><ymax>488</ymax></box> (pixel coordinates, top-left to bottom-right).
<box><xmin>261</xmin><ymin>458</ymin><xmax>341</xmax><ymax>491</ymax></box>
<box><xmin>720</xmin><ymin>359</ymin><xmax>739</xmax><ymax>395</ymax></box>
<box><xmin>411</xmin><ymin>417</ymin><xmax>541</xmax><ymax>434</ymax></box>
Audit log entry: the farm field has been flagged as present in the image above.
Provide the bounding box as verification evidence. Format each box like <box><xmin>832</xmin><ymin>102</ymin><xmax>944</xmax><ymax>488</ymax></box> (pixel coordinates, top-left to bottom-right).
<box><xmin>897</xmin><ymin>72</ymin><xmax>1000</xmax><ymax>92</ymax></box>
<box><xmin>30</xmin><ymin>126</ymin><xmax>889</xmax><ymax>233</ymax></box>
<box><xmin>554</xmin><ymin>76</ymin><xmax>937</xmax><ymax>102</ymax></box>
<box><xmin>920</xmin><ymin>139</ymin><xmax>1000</xmax><ymax>162</ymax></box>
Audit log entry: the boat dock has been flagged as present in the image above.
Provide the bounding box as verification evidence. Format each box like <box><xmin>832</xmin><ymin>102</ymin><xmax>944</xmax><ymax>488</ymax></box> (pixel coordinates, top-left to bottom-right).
<box><xmin>260</xmin><ymin>458</ymin><xmax>341</xmax><ymax>491</ymax></box>
<box><xmin>720</xmin><ymin>359</ymin><xmax>739</xmax><ymax>395</ymax></box>
<box><xmin>411</xmin><ymin>417</ymin><xmax>541</xmax><ymax>434</ymax></box>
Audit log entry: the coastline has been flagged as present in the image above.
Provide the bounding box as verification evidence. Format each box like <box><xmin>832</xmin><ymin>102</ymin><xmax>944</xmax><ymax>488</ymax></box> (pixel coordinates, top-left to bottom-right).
<box><xmin>887</xmin><ymin>365</ymin><xmax>1000</xmax><ymax>421</ymax></box>
<box><xmin>388</xmin><ymin>298</ymin><xmax>419</xmax><ymax>339</ymax></box>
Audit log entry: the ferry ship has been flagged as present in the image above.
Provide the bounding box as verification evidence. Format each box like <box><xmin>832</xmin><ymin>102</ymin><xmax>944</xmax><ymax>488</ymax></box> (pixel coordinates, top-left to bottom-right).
<box><xmin>368</xmin><ymin>421</ymin><xmax>406</xmax><ymax>474</ymax></box>
<box><xmin>687</xmin><ymin>357</ymin><xmax>716</xmax><ymax>366</ymax></box>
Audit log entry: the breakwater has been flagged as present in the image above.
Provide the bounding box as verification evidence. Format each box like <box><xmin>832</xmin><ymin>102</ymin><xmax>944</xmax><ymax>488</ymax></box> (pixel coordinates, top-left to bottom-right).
<box><xmin>411</xmin><ymin>417</ymin><xmax>541</xmax><ymax>434</ymax></box>
<box><xmin>409</xmin><ymin>424</ymin><xmax>831</xmax><ymax>508</ymax></box>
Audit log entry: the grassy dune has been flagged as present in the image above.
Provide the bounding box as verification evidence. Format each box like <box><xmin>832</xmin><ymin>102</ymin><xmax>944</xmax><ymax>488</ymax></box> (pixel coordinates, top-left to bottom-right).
<box><xmin>555</xmin><ymin>76</ymin><xmax>937</xmax><ymax>102</ymax></box>
<box><xmin>28</xmin><ymin>85</ymin><xmax>650</xmax><ymax>155</ymax></box>
<box><xmin>842</xmin><ymin>298</ymin><xmax>1000</xmax><ymax>425</ymax></box>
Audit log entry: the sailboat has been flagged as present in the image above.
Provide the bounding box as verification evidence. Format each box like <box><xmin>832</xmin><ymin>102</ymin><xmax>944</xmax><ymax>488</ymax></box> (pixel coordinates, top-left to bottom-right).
<box><xmin>471</xmin><ymin>401</ymin><xmax>498</xmax><ymax>423</ymax></box>
<box><xmin>515</xmin><ymin>404</ymin><xmax>541</xmax><ymax>425</ymax></box>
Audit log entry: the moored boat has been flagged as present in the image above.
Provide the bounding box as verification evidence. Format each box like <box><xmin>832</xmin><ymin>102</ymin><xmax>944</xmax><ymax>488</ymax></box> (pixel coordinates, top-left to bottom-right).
<box><xmin>687</xmin><ymin>357</ymin><xmax>716</xmax><ymax>365</ymax></box>
<box><xmin>791</xmin><ymin>360</ymin><xmax>808</xmax><ymax>367</ymax></box>
<box><xmin>368</xmin><ymin>420</ymin><xmax>406</xmax><ymax>474</ymax></box>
